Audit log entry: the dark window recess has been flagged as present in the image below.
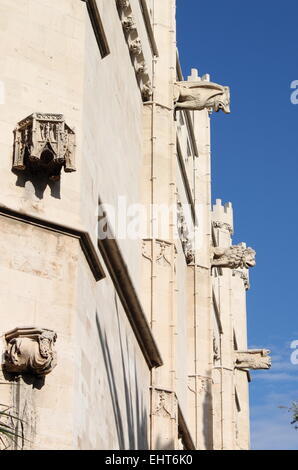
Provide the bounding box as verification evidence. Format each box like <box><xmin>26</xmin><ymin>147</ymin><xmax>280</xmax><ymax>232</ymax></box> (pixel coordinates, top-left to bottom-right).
<box><xmin>82</xmin><ymin>0</ymin><xmax>110</xmax><ymax>58</ymax></box>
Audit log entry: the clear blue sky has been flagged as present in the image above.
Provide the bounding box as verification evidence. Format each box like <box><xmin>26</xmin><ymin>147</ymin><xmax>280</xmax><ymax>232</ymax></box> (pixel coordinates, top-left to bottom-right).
<box><xmin>177</xmin><ymin>0</ymin><xmax>298</xmax><ymax>450</ymax></box>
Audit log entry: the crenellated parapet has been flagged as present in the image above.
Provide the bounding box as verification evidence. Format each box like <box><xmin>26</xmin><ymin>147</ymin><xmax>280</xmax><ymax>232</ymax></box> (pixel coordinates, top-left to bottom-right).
<box><xmin>212</xmin><ymin>199</ymin><xmax>234</xmax><ymax>235</ymax></box>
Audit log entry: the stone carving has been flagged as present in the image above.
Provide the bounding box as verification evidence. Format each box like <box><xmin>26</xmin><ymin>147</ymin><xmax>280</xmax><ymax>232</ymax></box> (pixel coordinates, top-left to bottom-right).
<box><xmin>211</xmin><ymin>244</ymin><xmax>256</xmax><ymax>269</ymax></box>
<box><xmin>122</xmin><ymin>16</ymin><xmax>136</xmax><ymax>31</ymax></box>
<box><xmin>212</xmin><ymin>221</ymin><xmax>233</xmax><ymax>235</ymax></box>
<box><xmin>177</xmin><ymin>199</ymin><xmax>194</xmax><ymax>265</ymax></box>
<box><xmin>142</xmin><ymin>239</ymin><xmax>152</xmax><ymax>262</ymax></box>
<box><xmin>117</xmin><ymin>0</ymin><xmax>130</xmax><ymax>8</ymax></box>
<box><xmin>235</xmin><ymin>349</ymin><xmax>271</xmax><ymax>370</ymax></box>
<box><xmin>174</xmin><ymin>80</ymin><xmax>230</xmax><ymax>113</ymax></box>
<box><xmin>141</xmin><ymin>82</ymin><xmax>153</xmax><ymax>101</ymax></box>
<box><xmin>13</xmin><ymin>113</ymin><xmax>76</xmax><ymax>181</ymax></box>
<box><xmin>136</xmin><ymin>61</ymin><xmax>147</xmax><ymax>76</ymax></box>
<box><xmin>154</xmin><ymin>390</ymin><xmax>176</xmax><ymax>419</ymax></box>
<box><xmin>129</xmin><ymin>38</ymin><xmax>142</xmax><ymax>55</ymax></box>
<box><xmin>4</xmin><ymin>327</ymin><xmax>57</xmax><ymax>376</ymax></box>
<box><xmin>213</xmin><ymin>336</ymin><xmax>220</xmax><ymax>362</ymax></box>
<box><xmin>232</xmin><ymin>269</ymin><xmax>250</xmax><ymax>290</ymax></box>
<box><xmin>156</xmin><ymin>241</ymin><xmax>171</xmax><ymax>266</ymax></box>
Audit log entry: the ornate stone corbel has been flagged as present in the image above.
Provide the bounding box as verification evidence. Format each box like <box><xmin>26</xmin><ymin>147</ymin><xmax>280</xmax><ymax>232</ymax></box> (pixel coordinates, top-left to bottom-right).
<box><xmin>3</xmin><ymin>327</ymin><xmax>57</xmax><ymax>376</ymax></box>
<box><xmin>174</xmin><ymin>80</ymin><xmax>230</xmax><ymax>113</ymax></box>
<box><xmin>129</xmin><ymin>38</ymin><xmax>142</xmax><ymax>56</ymax></box>
<box><xmin>211</xmin><ymin>244</ymin><xmax>256</xmax><ymax>269</ymax></box>
<box><xmin>235</xmin><ymin>349</ymin><xmax>271</xmax><ymax>370</ymax></box>
<box><xmin>13</xmin><ymin>113</ymin><xmax>76</xmax><ymax>181</ymax></box>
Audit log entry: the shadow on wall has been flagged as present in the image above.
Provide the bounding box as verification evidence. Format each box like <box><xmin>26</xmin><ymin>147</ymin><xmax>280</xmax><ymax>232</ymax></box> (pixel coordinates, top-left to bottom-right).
<box><xmin>13</xmin><ymin>169</ymin><xmax>61</xmax><ymax>200</ymax></box>
<box><xmin>95</xmin><ymin>293</ymin><xmax>148</xmax><ymax>450</ymax></box>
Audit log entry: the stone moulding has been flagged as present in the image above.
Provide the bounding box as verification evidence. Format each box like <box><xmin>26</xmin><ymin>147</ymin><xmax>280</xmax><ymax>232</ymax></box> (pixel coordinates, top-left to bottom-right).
<box><xmin>174</xmin><ymin>80</ymin><xmax>230</xmax><ymax>113</ymax></box>
<box><xmin>235</xmin><ymin>349</ymin><xmax>271</xmax><ymax>370</ymax></box>
<box><xmin>13</xmin><ymin>113</ymin><xmax>76</xmax><ymax>181</ymax></box>
<box><xmin>211</xmin><ymin>244</ymin><xmax>256</xmax><ymax>269</ymax></box>
<box><xmin>4</xmin><ymin>327</ymin><xmax>57</xmax><ymax>376</ymax></box>
<box><xmin>116</xmin><ymin>0</ymin><xmax>153</xmax><ymax>102</ymax></box>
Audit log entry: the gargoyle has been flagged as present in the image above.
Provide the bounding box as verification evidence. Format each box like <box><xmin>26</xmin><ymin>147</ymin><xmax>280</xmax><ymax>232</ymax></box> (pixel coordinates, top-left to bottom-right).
<box><xmin>235</xmin><ymin>349</ymin><xmax>271</xmax><ymax>370</ymax></box>
<box><xmin>174</xmin><ymin>80</ymin><xmax>230</xmax><ymax>113</ymax></box>
<box><xmin>211</xmin><ymin>244</ymin><xmax>256</xmax><ymax>269</ymax></box>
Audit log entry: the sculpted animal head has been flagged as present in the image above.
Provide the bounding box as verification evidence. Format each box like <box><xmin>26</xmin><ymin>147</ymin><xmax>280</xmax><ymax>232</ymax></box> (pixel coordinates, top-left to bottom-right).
<box><xmin>212</xmin><ymin>244</ymin><xmax>256</xmax><ymax>269</ymax></box>
<box><xmin>174</xmin><ymin>81</ymin><xmax>231</xmax><ymax>113</ymax></box>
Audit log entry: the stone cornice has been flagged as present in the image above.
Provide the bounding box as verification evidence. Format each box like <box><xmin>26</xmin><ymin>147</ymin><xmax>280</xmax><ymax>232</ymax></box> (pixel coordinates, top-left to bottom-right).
<box><xmin>0</xmin><ymin>206</ymin><xmax>105</xmax><ymax>282</ymax></box>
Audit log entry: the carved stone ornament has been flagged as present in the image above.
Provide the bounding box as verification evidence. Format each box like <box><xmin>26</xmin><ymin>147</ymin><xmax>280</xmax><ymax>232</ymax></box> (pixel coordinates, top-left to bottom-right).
<box><xmin>117</xmin><ymin>0</ymin><xmax>130</xmax><ymax>8</ymax></box>
<box><xmin>212</xmin><ymin>220</ymin><xmax>233</xmax><ymax>235</ymax></box>
<box><xmin>141</xmin><ymin>83</ymin><xmax>153</xmax><ymax>101</ymax></box>
<box><xmin>4</xmin><ymin>327</ymin><xmax>57</xmax><ymax>376</ymax></box>
<box><xmin>174</xmin><ymin>80</ymin><xmax>230</xmax><ymax>113</ymax></box>
<box><xmin>122</xmin><ymin>15</ymin><xmax>136</xmax><ymax>32</ymax></box>
<box><xmin>177</xmin><ymin>199</ymin><xmax>194</xmax><ymax>265</ymax></box>
<box><xmin>211</xmin><ymin>244</ymin><xmax>256</xmax><ymax>269</ymax></box>
<box><xmin>129</xmin><ymin>38</ymin><xmax>142</xmax><ymax>56</ymax></box>
<box><xmin>235</xmin><ymin>349</ymin><xmax>271</xmax><ymax>370</ymax></box>
<box><xmin>13</xmin><ymin>113</ymin><xmax>76</xmax><ymax>181</ymax></box>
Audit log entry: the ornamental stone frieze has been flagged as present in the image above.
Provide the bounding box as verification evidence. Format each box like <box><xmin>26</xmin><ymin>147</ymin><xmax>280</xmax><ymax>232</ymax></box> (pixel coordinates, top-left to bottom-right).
<box><xmin>235</xmin><ymin>349</ymin><xmax>271</xmax><ymax>370</ymax></box>
<box><xmin>174</xmin><ymin>80</ymin><xmax>230</xmax><ymax>113</ymax></box>
<box><xmin>3</xmin><ymin>327</ymin><xmax>57</xmax><ymax>376</ymax></box>
<box><xmin>13</xmin><ymin>113</ymin><xmax>76</xmax><ymax>181</ymax></box>
<box><xmin>211</xmin><ymin>244</ymin><xmax>256</xmax><ymax>269</ymax></box>
<box><xmin>116</xmin><ymin>0</ymin><xmax>153</xmax><ymax>102</ymax></box>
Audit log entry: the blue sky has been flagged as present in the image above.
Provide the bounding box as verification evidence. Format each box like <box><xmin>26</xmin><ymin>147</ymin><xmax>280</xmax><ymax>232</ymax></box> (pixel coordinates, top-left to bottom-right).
<box><xmin>177</xmin><ymin>0</ymin><xmax>298</xmax><ymax>450</ymax></box>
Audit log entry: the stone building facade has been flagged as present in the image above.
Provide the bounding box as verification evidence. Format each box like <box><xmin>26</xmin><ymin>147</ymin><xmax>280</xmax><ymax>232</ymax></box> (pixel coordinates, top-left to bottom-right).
<box><xmin>0</xmin><ymin>0</ymin><xmax>270</xmax><ymax>450</ymax></box>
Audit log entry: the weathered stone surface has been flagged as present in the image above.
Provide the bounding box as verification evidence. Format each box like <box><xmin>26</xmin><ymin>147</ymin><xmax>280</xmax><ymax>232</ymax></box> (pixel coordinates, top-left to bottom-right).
<box><xmin>4</xmin><ymin>327</ymin><xmax>57</xmax><ymax>376</ymax></box>
<box><xmin>235</xmin><ymin>349</ymin><xmax>271</xmax><ymax>370</ymax></box>
<box><xmin>174</xmin><ymin>80</ymin><xmax>230</xmax><ymax>113</ymax></box>
<box><xmin>212</xmin><ymin>244</ymin><xmax>256</xmax><ymax>269</ymax></box>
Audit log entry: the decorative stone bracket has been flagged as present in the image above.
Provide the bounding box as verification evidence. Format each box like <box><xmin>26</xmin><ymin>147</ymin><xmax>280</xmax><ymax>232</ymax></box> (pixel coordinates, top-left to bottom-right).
<box><xmin>116</xmin><ymin>0</ymin><xmax>153</xmax><ymax>101</ymax></box>
<box><xmin>3</xmin><ymin>327</ymin><xmax>57</xmax><ymax>376</ymax></box>
<box><xmin>211</xmin><ymin>244</ymin><xmax>256</xmax><ymax>270</ymax></box>
<box><xmin>13</xmin><ymin>113</ymin><xmax>76</xmax><ymax>181</ymax></box>
<box><xmin>235</xmin><ymin>349</ymin><xmax>271</xmax><ymax>370</ymax></box>
<box><xmin>174</xmin><ymin>80</ymin><xmax>230</xmax><ymax>113</ymax></box>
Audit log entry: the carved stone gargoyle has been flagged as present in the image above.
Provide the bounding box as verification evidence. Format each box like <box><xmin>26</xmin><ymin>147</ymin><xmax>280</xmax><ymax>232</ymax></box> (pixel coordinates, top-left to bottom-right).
<box><xmin>3</xmin><ymin>327</ymin><xmax>57</xmax><ymax>376</ymax></box>
<box><xmin>174</xmin><ymin>80</ymin><xmax>230</xmax><ymax>113</ymax></box>
<box><xmin>235</xmin><ymin>349</ymin><xmax>271</xmax><ymax>370</ymax></box>
<box><xmin>13</xmin><ymin>113</ymin><xmax>76</xmax><ymax>181</ymax></box>
<box><xmin>211</xmin><ymin>244</ymin><xmax>256</xmax><ymax>269</ymax></box>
